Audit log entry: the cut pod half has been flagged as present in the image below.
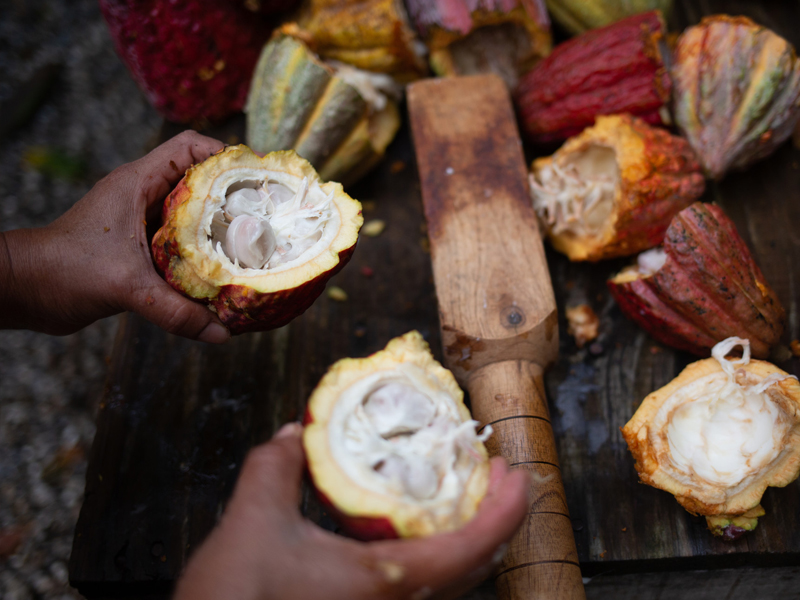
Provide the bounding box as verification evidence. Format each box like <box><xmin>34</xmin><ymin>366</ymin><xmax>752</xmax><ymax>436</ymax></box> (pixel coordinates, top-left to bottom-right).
<box><xmin>152</xmin><ymin>145</ymin><xmax>362</xmax><ymax>334</ymax></box>
<box><xmin>622</xmin><ymin>337</ymin><xmax>800</xmax><ymax>539</ymax></box>
<box><xmin>303</xmin><ymin>332</ymin><xmax>491</xmax><ymax>539</ymax></box>
<box><xmin>529</xmin><ymin>114</ymin><xmax>704</xmax><ymax>261</ymax></box>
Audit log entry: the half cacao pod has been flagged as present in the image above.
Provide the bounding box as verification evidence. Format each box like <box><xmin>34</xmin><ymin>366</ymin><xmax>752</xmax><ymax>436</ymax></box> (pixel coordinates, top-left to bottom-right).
<box><xmin>516</xmin><ymin>10</ymin><xmax>671</xmax><ymax>144</ymax></box>
<box><xmin>151</xmin><ymin>145</ymin><xmax>362</xmax><ymax>334</ymax></box>
<box><xmin>622</xmin><ymin>337</ymin><xmax>800</xmax><ymax>539</ymax></box>
<box><xmin>246</xmin><ymin>27</ymin><xmax>401</xmax><ymax>187</ymax></box>
<box><xmin>303</xmin><ymin>331</ymin><xmax>490</xmax><ymax>540</ymax></box>
<box><xmin>405</xmin><ymin>0</ymin><xmax>552</xmax><ymax>88</ymax></box>
<box><xmin>672</xmin><ymin>15</ymin><xmax>800</xmax><ymax>179</ymax></box>
<box><xmin>529</xmin><ymin>114</ymin><xmax>704</xmax><ymax>262</ymax></box>
<box><xmin>295</xmin><ymin>0</ymin><xmax>427</xmax><ymax>81</ymax></box>
<box><xmin>608</xmin><ymin>202</ymin><xmax>785</xmax><ymax>357</ymax></box>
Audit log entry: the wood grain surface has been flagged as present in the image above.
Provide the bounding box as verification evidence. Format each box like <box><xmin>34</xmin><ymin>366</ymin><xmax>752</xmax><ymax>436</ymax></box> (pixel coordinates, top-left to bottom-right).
<box><xmin>70</xmin><ymin>1</ymin><xmax>800</xmax><ymax>598</ymax></box>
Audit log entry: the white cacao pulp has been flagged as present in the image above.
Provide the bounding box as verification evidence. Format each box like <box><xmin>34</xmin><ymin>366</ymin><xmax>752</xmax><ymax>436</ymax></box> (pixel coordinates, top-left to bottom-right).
<box><xmin>654</xmin><ymin>337</ymin><xmax>797</xmax><ymax>498</ymax></box>
<box><xmin>209</xmin><ymin>177</ymin><xmax>333</xmax><ymax>270</ymax></box>
<box><xmin>330</xmin><ymin>366</ymin><xmax>490</xmax><ymax>509</ymax></box>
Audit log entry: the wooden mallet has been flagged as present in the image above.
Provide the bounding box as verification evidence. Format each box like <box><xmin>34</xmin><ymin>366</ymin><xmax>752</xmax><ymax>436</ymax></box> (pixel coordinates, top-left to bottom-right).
<box><xmin>408</xmin><ymin>75</ymin><xmax>585</xmax><ymax>600</ymax></box>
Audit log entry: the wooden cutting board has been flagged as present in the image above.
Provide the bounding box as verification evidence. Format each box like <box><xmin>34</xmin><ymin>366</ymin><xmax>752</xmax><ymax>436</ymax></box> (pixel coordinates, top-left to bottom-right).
<box><xmin>69</xmin><ymin>2</ymin><xmax>800</xmax><ymax>598</ymax></box>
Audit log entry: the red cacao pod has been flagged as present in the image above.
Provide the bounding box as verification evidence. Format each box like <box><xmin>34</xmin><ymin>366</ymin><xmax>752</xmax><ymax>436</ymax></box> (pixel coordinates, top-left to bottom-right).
<box><xmin>608</xmin><ymin>203</ymin><xmax>785</xmax><ymax>357</ymax></box>
<box><xmin>99</xmin><ymin>0</ymin><xmax>272</xmax><ymax>123</ymax></box>
<box><xmin>516</xmin><ymin>10</ymin><xmax>671</xmax><ymax>144</ymax></box>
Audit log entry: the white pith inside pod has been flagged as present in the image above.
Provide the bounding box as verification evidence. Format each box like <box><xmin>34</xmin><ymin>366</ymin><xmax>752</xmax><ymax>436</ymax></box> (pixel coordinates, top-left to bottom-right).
<box><xmin>529</xmin><ymin>143</ymin><xmax>619</xmax><ymax>240</ymax></box>
<box><xmin>623</xmin><ymin>337</ymin><xmax>800</xmax><ymax>522</ymax></box>
<box><xmin>303</xmin><ymin>331</ymin><xmax>491</xmax><ymax>538</ymax></box>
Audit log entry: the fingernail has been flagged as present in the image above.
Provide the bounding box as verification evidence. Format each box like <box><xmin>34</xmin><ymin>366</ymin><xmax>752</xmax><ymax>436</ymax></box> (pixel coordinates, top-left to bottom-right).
<box><xmin>198</xmin><ymin>322</ymin><xmax>229</xmax><ymax>344</ymax></box>
<box><xmin>491</xmin><ymin>543</ymin><xmax>509</xmax><ymax>566</ymax></box>
<box><xmin>274</xmin><ymin>422</ymin><xmax>302</xmax><ymax>440</ymax></box>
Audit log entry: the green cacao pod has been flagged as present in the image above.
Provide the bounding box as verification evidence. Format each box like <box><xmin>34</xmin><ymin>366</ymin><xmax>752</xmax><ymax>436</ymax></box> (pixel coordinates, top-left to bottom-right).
<box><xmin>246</xmin><ymin>26</ymin><xmax>401</xmax><ymax>187</ymax></box>
<box><xmin>545</xmin><ymin>0</ymin><xmax>672</xmax><ymax>35</ymax></box>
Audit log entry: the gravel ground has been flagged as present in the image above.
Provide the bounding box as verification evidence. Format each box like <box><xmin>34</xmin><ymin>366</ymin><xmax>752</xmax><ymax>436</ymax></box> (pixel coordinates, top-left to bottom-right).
<box><xmin>0</xmin><ymin>1</ymin><xmax>161</xmax><ymax>598</ymax></box>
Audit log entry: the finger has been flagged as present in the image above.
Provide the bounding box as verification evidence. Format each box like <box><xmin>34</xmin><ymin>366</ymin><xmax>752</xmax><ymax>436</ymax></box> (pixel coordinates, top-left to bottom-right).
<box><xmin>135</xmin><ymin>130</ymin><xmax>224</xmax><ymax>207</ymax></box>
<box><xmin>129</xmin><ymin>273</ymin><xmax>230</xmax><ymax>344</ymax></box>
<box><xmin>370</xmin><ymin>458</ymin><xmax>530</xmax><ymax>596</ymax></box>
<box><xmin>235</xmin><ymin>423</ymin><xmax>306</xmax><ymax>511</ymax></box>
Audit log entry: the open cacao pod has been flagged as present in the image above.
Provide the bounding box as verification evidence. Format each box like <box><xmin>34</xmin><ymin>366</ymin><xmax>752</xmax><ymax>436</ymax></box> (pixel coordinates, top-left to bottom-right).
<box><xmin>623</xmin><ymin>337</ymin><xmax>800</xmax><ymax>540</ymax></box>
<box><xmin>151</xmin><ymin>145</ymin><xmax>362</xmax><ymax>334</ymax></box>
<box><xmin>303</xmin><ymin>331</ymin><xmax>491</xmax><ymax>540</ymax></box>
<box><xmin>516</xmin><ymin>10</ymin><xmax>671</xmax><ymax>144</ymax></box>
<box><xmin>608</xmin><ymin>202</ymin><xmax>785</xmax><ymax>358</ymax></box>
<box><xmin>246</xmin><ymin>26</ymin><xmax>402</xmax><ymax>187</ymax></box>
<box><xmin>529</xmin><ymin>114</ymin><xmax>704</xmax><ymax>262</ymax></box>
<box><xmin>672</xmin><ymin>15</ymin><xmax>800</xmax><ymax>179</ymax></box>
<box><xmin>405</xmin><ymin>0</ymin><xmax>552</xmax><ymax>88</ymax></box>
<box><xmin>295</xmin><ymin>0</ymin><xmax>427</xmax><ymax>81</ymax></box>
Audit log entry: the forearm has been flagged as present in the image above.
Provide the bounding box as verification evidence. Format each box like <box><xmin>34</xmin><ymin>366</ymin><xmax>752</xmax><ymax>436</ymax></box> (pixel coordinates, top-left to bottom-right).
<box><xmin>0</xmin><ymin>228</ymin><xmax>49</xmax><ymax>331</ymax></box>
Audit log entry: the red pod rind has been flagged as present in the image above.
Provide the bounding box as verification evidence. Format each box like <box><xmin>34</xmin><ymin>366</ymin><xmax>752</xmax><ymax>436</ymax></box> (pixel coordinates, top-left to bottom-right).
<box><xmin>608</xmin><ymin>203</ymin><xmax>785</xmax><ymax>357</ymax></box>
<box><xmin>516</xmin><ymin>10</ymin><xmax>671</xmax><ymax>144</ymax></box>
<box><xmin>99</xmin><ymin>0</ymin><xmax>272</xmax><ymax>123</ymax></box>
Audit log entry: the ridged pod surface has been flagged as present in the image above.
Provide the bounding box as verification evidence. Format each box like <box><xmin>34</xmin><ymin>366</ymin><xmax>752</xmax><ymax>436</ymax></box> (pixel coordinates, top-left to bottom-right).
<box><xmin>545</xmin><ymin>0</ymin><xmax>672</xmax><ymax>34</ymax></box>
<box><xmin>529</xmin><ymin>114</ymin><xmax>704</xmax><ymax>262</ymax></box>
<box><xmin>99</xmin><ymin>0</ymin><xmax>272</xmax><ymax>123</ymax></box>
<box><xmin>405</xmin><ymin>0</ymin><xmax>552</xmax><ymax>88</ymax></box>
<box><xmin>608</xmin><ymin>203</ymin><xmax>785</xmax><ymax>357</ymax></box>
<box><xmin>295</xmin><ymin>0</ymin><xmax>426</xmax><ymax>80</ymax></box>
<box><xmin>303</xmin><ymin>332</ymin><xmax>490</xmax><ymax>539</ymax></box>
<box><xmin>672</xmin><ymin>15</ymin><xmax>800</xmax><ymax>179</ymax></box>
<box><xmin>246</xmin><ymin>27</ymin><xmax>401</xmax><ymax>186</ymax></box>
<box><xmin>516</xmin><ymin>10</ymin><xmax>670</xmax><ymax>144</ymax></box>
<box><xmin>151</xmin><ymin>146</ymin><xmax>362</xmax><ymax>334</ymax></box>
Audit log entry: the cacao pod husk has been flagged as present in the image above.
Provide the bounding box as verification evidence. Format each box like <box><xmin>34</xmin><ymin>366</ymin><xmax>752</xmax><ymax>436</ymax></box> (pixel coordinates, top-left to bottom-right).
<box><xmin>672</xmin><ymin>15</ymin><xmax>800</xmax><ymax>179</ymax></box>
<box><xmin>608</xmin><ymin>202</ymin><xmax>786</xmax><ymax>357</ymax></box>
<box><xmin>529</xmin><ymin>114</ymin><xmax>704</xmax><ymax>262</ymax></box>
<box><xmin>545</xmin><ymin>0</ymin><xmax>672</xmax><ymax>35</ymax></box>
<box><xmin>516</xmin><ymin>10</ymin><xmax>671</xmax><ymax>144</ymax></box>
<box><xmin>405</xmin><ymin>0</ymin><xmax>552</xmax><ymax>88</ymax></box>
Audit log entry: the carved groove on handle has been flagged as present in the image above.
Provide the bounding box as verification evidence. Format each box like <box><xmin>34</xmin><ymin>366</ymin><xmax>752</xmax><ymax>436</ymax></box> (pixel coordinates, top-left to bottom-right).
<box><xmin>468</xmin><ymin>360</ymin><xmax>586</xmax><ymax>600</ymax></box>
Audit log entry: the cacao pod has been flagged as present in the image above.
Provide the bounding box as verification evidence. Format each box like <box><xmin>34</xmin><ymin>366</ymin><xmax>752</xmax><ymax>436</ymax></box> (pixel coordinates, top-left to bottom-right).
<box><xmin>608</xmin><ymin>202</ymin><xmax>785</xmax><ymax>358</ymax></box>
<box><xmin>303</xmin><ymin>331</ymin><xmax>490</xmax><ymax>539</ymax></box>
<box><xmin>246</xmin><ymin>27</ymin><xmax>402</xmax><ymax>187</ymax></box>
<box><xmin>151</xmin><ymin>146</ymin><xmax>362</xmax><ymax>334</ymax></box>
<box><xmin>545</xmin><ymin>0</ymin><xmax>672</xmax><ymax>35</ymax></box>
<box><xmin>405</xmin><ymin>0</ymin><xmax>552</xmax><ymax>88</ymax></box>
<box><xmin>672</xmin><ymin>15</ymin><xmax>800</xmax><ymax>180</ymax></box>
<box><xmin>295</xmin><ymin>0</ymin><xmax>427</xmax><ymax>81</ymax></box>
<box><xmin>529</xmin><ymin>114</ymin><xmax>704</xmax><ymax>262</ymax></box>
<box><xmin>622</xmin><ymin>337</ymin><xmax>800</xmax><ymax>539</ymax></box>
<box><xmin>99</xmin><ymin>0</ymin><xmax>271</xmax><ymax>124</ymax></box>
<box><xmin>516</xmin><ymin>10</ymin><xmax>671</xmax><ymax>144</ymax></box>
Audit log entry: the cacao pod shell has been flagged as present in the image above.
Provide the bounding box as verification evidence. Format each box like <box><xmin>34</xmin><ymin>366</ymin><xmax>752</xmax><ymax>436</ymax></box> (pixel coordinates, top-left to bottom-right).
<box><xmin>530</xmin><ymin>114</ymin><xmax>704</xmax><ymax>262</ymax></box>
<box><xmin>545</xmin><ymin>0</ymin><xmax>672</xmax><ymax>35</ymax></box>
<box><xmin>246</xmin><ymin>28</ymin><xmax>401</xmax><ymax>187</ymax></box>
<box><xmin>296</xmin><ymin>0</ymin><xmax>427</xmax><ymax>81</ymax></box>
<box><xmin>303</xmin><ymin>331</ymin><xmax>490</xmax><ymax>539</ymax></box>
<box><xmin>406</xmin><ymin>0</ymin><xmax>552</xmax><ymax>88</ymax></box>
<box><xmin>516</xmin><ymin>10</ymin><xmax>671</xmax><ymax>144</ymax></box>
<box><xmin>608</xmin><ymin>202</ymin><xmax>786</xmax><ymax>357</ymax></box>
<box><xmin>100</xmin><ymin>0</ymin><xmax>271</xmax><ymax>124</ymax></box>
<box><xmin>151</xmin><ymin>146</ymin><xmax>362</xmax><ymax>334</ymax></box>
<box><xmin>672</xmin><ymin>15</ymin><xmax>800</xmax><ymax>180</ymax></box>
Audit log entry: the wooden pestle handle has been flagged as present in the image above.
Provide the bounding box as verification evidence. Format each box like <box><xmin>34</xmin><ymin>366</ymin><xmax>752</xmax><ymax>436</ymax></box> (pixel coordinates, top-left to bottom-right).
<box><xmin>468</xmin><ymin>360</ymin><xmax>586</xmax><ymax>600</ymax></box>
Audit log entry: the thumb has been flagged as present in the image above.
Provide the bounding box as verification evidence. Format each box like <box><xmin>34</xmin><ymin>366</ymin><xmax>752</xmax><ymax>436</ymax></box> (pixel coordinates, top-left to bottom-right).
<box><xmin>131</xmin><ymin>273</ymin><xmax>230</xmax><ymax>343</ymax></box>
<box><xmin>234</xmin><ymin>423</ymin><xmax>306</xmax><ymax>511</ymax></box>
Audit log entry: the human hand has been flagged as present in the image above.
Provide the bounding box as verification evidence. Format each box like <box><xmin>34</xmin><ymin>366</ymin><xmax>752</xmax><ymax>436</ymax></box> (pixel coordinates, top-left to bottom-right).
<box><xmin>174</xmin><ymin>423</ymin><xmax>530</xmax><ymax>600</ymax></box>
<box><xmin>0</xmin><ymin>130</ymin><xmax>229</xmax><ymax>342</ymax></box>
